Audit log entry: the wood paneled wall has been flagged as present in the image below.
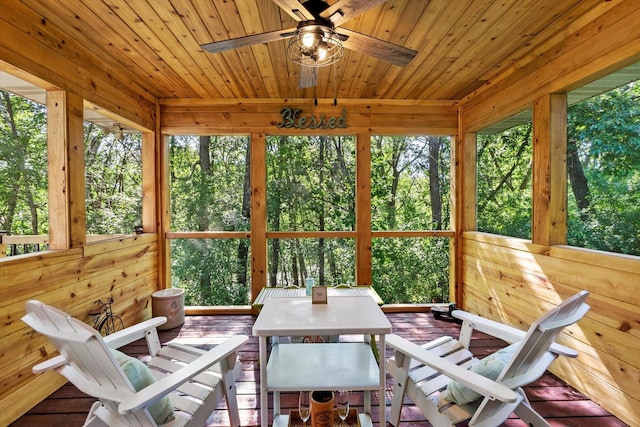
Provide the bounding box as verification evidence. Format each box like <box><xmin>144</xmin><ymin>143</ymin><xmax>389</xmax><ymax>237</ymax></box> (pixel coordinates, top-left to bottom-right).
<box><xmin>459</xmin><ymin>1</ymin><xmax>640</xmax><ymax>425</ymax></box>
<box><xmin>0</xmin><ymin>5</ymin><xmax>160</xmax><ymax>425</ymax></box>
<box><xmin>461</xmin><ymin>233</ymin><xmax>640</xmax><ymax>425</ymax></box>
<box><xmin>0</xmin><ymin>235</ymin><xmax>159</xmax><ymax>425</ymax></box>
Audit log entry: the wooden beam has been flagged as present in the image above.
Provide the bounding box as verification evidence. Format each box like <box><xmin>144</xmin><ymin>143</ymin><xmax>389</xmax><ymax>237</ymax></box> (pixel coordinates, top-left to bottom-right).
<box><xmin>46</xmin><ymin>91</ymin><xmax>70</xmax><ymax>250</ymax></box>
<box><xmin>141</xmin><ymin>131</ymin><xmax>156</xmax><ymax>233</ymax></box>
<box><xmin>461</xmin><ymin>0</ymin><xmax>640</xmax><ymax>132</ymax></box>
<box><xmin>356</xmin><ymin>131</ymin><xmax>372</xmax><ymax>286</ymax></box>
<box><xmin>532</xmin><ymin>93</ymin><xmax>567</xmax><ymax>246</ymax></box>
<box><xmin>250</xmin><ymin>132</ymin><xmax>267</xmax><ymax>304</ymax></box>
<box><xmin>159</xmin><ymin>133</ymin><xmax>171</xmax><ymax>288</ymax></box>
<box><xmin>47</xmin><ymin>91</ymin><xmax>86</xmax><ymax>250</ymax></box>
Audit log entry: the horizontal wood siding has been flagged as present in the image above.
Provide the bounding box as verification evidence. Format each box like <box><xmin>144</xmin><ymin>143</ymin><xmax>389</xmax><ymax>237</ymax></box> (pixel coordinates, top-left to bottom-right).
<box><xmin>160</xmin><ymin>99</ymin><xmax>459</xmax><ymax>136</ymax></box>
<box><xmin>461</xmin><ymin>232</ymin><xmax>640</xmax><ymax>426</ymax></box>
<box><xmin>0</xmin><ymin>235</ymin><xmax>159</xmax><ymax>426</ymax></box>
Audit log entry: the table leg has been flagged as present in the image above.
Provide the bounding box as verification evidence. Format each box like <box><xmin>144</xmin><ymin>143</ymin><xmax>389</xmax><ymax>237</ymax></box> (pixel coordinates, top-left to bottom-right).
<box><xmin>379</xmin><ymin>334</ymin><xmax>386</xmax><ymax>425</ymax></box>
<box><xmin>259</xmin><ymin>336</ymin><xmax>268</xmax><ymax>427</ymax></box>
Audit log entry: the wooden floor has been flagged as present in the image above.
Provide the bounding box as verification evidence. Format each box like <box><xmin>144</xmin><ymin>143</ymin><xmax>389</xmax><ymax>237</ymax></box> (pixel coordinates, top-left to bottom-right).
<box><xmin>11</xmin><ymin>312</ymin><xmax>628</xmax><ymax>427</ymax></box>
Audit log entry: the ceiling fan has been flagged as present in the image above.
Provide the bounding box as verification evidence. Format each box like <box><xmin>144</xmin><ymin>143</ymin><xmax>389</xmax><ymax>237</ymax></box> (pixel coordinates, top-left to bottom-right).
<box><xmin>200</xmin><ymin>0</ymin><xmax>417</xmax><ymax>89</ymax></box>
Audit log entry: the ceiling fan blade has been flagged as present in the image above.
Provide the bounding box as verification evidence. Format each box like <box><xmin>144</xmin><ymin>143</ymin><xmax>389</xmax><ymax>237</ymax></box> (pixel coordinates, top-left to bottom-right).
<box><xmin>201</xmin><ymin>28</ymin><xmax>296</xmax><ymax>54</ymax></box>
<box><xmin>299</xmin><ymin>65</ymin><xmax>318</xmax><ymax>88</ymax></box>
<box><xmin>320</xmin><ymin>0</ymin><xmax>389</xmax><ymax>26</ymax></box>
<box><xmin>270</xmin><ymin>0</ymin><xmax>315</xmax><ymax>21</ymax></box>
<box><xmin>338</xmin><ymin>28</ymin><xmax>417</xmax><ymax>67</ymax></box>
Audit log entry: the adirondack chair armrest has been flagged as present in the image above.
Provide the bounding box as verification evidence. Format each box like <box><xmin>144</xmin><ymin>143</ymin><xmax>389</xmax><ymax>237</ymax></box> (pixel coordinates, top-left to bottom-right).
<box><xmin>103</xmin><ymin>317</ymin><xmax>167</xmax><ymax>349</ymax></box>
<box><xmin>386</xmin><ymin>334</ymin><xmax>517</xmax><ymax>404</ymax></box>
<box><xmin>32</xmin><ymin>317</ymin><xmax>168</xmax><ymax>374</ymax></box>
<box><xmin>453</xmin><ymin>311</ymin><xmax>525</xmax><ymax>343</ymax></box>
<box><xmin>119</xmin><ymin>334</ymin><xmax>249</xmax><ymax>415</ymax></box>
<box><xmin>452</xmin><ymin>311</ymin><xmax>578</xmax><ymax>357</ymax></box>
<box><xmin>33</xmin><ymin>355</ymin><xmax>67</xmax><ymax>373</ymax></box>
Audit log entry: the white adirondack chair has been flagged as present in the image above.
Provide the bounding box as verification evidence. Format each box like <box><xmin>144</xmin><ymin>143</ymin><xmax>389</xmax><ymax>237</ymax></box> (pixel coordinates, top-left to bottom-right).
<box><xmin>22</xmin><ymin>300</ymin><xmax>249</xmax><ymax>427</ymax></box>
<box><xmin>387</xmin><ymin>290</ymin><xmax>590</xmax><ymax>427</ymax></box>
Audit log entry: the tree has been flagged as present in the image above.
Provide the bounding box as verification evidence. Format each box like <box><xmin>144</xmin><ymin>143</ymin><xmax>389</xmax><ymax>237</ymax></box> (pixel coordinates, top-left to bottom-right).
<box><xmin>477</xmin><ymin>123</ymin><xmax>532</xmax><ymax>239</ymax></box>
<box><xmin>0</xmin><ymin>91</ymin><xmax>47</xmax><ymax>235</ymax></box>
<box><xmin>567</xmin><ymin>82</ymin><xmax>640</xmax><ymax>255</ymax></box>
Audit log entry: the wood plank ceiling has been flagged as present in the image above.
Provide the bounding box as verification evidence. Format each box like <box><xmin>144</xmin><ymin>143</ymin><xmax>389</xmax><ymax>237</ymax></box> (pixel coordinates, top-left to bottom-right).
<box><xmin>16</xmin><ymin>0</ymin><xmax>606</xmax><ymax>101</ymax></box>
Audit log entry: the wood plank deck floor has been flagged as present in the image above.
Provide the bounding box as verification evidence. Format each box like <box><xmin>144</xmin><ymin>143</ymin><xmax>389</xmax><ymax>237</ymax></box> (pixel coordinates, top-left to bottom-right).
<box><xmin>11</xmin><ymin>312</ymin><xmax>628</xmax><ymax>427</ymax></box>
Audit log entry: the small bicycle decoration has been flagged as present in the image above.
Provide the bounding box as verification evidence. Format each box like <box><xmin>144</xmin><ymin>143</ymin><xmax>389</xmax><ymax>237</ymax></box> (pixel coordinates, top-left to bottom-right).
<box><xmin>89</xmin><ymin>297</ymin><xmax>124</xmax><ymax>336</ymax></box>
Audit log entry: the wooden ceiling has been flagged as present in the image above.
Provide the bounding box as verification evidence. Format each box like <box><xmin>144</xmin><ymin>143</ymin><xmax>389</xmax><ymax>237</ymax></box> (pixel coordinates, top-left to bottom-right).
<box><xmin>17</xmin><ymin>0</ymin><xmax>608</xmax><ymax>101</ymax></box>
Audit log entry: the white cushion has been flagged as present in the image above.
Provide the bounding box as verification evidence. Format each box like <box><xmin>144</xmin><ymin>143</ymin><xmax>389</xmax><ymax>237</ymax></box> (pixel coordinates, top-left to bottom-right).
<box><xmin>441</xmin><ymin>342</ymin><xmax>518</xmax><ymax>405</ymax></box>
<box><xmin>111</xmin><ymin>349</ymin><xmax>175</xmax><ymax>425</ymax></box>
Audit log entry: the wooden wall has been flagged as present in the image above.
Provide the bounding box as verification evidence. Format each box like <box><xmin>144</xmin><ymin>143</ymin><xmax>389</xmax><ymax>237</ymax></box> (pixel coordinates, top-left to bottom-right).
<box><xmin>459</xmin><ymin>1</ymin><xmax>640</xmax><ymax>425</ymax></box>
<box><xmin>0</xmin><ymin>236</ymin><xmax>159</xmax><ymax>425</ymax></box>
<box><xmin>0</xmin><ymin>4</ymin><xmax>160</xmax><ymax>426</ymax></box>
<box><xmin>462</xmin><ymin>233</ymin><xmax>640</xmax><ymax>425</ymax></box>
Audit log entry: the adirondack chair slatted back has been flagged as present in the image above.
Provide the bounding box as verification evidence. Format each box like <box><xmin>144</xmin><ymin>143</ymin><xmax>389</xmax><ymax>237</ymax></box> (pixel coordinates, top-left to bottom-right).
<box><xmin>499</xmin><ymin>290</ymin><xmax>589</xmax><ymax>386</ymax></box>
<box><xmin>23</xmin><ymin>300</ymin><xmax>155</xmax><ymax>425</ymax></box>
<box><xmin>470</xmin><ymin>290</ymin><xmax>590</xmax><ymax>426</ymax></box>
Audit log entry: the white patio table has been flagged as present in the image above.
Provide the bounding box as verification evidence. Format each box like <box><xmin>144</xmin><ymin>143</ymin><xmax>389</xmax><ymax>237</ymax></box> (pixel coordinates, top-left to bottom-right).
<box><xmin>252</xmin><ymin>295</ymin><xmax>391</xmax><ymax>427</ymax></box>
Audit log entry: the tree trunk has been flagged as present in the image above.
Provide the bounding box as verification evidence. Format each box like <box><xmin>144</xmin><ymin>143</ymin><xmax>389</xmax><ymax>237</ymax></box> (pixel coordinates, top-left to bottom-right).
<box><xmin>428</xmin><ymin>137</ymin><xmax>442</xmax><ymax>230</ymax></box>
<box><xmin>387</xmin><ymin>139</ymin><xmax>401</xmax><ymax>229</ymax></box>
<box><xmin>318</xmin><ymin>136</ymin><xmax>326</xmax><ymax>285</ymax></box>
<box><xmin>236</xmin><ymin>141</ymin><xmax>251</xmax><ymax>288</ymax></box>
<box><xmin>567</xmin><ymin>141</ymin><xmax>590</xmax><ymax>220</ymax></box>
<box><xmin>197</xmin><ymin>136</ymin><xmax>212</xmax><ymax>231</ymax></box>
<box><xmin>268</xmin><ymin>136</ymin><xmax>287</xmax><ymax>286</ymax></box>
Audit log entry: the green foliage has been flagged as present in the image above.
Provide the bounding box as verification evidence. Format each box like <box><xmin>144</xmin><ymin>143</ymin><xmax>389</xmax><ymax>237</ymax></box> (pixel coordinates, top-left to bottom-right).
<box><xmin>372</xmin><ymin>237</ymin><xmax>450</xmax><ymax>304</ymax></box>
<box><xmin>171</xmin><ymin>239</ymin><xmax>250</xmax><ymax>305</ymax></box>
<box><xmin>84</xmin><ymin>123</ymin><xmax>142</xmax><ymax>235</ymax></box>
<box><xmin>266</xmin><ymin>135</ymin><xmax>355</xmax><ymax>232</ymax></box>
<box><xmin>371</xmin><ymin>136</ymin><xmax>451</xmax><ymax>230</ymax></box>
<box><xmin>0</xmin><ymin>91</ymin><xmax>48</xmax><ymax>235</ymax></box>
<box><xmin>267</xmin><ymin>238</ymin><xmax>355</xmax><ymax>287</ymax></box>
<box><xmin>477</xmin><ymin>122</ymin><xmax>532</xmax><ymax>239</ymax></box>
<box><xmin>169</xmin><ymin>135</ymin><xmax>251</xmax><ymax>305</ymax></box>
<box><xmin>567</xmin><ymin>82</ymin><xmax>640</xmax><ymax>255</ymax></box>
<box><xmin>170</xmin><ymin>136</ymin><xmax>249</xmax><ymax>231</ymax></box>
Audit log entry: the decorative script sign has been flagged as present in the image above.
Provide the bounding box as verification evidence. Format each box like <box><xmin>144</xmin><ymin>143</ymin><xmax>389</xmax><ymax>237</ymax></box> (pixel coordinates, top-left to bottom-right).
<box><xmin>276</xmin><ymin>107</ymin><xmax>348</xmax><ymax>130</ymax></box>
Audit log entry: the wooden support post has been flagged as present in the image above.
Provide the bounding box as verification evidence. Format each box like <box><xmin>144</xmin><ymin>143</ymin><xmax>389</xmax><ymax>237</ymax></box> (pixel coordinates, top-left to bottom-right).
<box><xmin>158</xmin><ymin>130</ymin><xmax>171</xmax><ymax>288</ymax></box>
<box><xmin>356</xmin><ymin>131</ymin><xmax>372</xmax><ymax>286</ymax></box>
<box><xmin>0</xmin><ymin>230</ymin><xmax>6</xmax><ymax>257</ymax></box>
<box><xmin>251</xmin><ymin>133</ymin><xmax>267</xmax><ymax>304</ymax></box>
<box><xmin>453</xmin><ymin>125</ymin><xmax>478</xmax><ymax>307</ymax></box>
<box><xmin>141</xmin><ymin>131</ymin><xmax>157</xmax><ymax>233</ymax></box>
<box><xmin>532</xmin><ymin>93</ymin><xmax>567</xmax><ymax>246</ymax></box>
<box><xmin>47</xmin><ymin>91</ymin><xmax>86</xmax><ymax>250</ymax></box>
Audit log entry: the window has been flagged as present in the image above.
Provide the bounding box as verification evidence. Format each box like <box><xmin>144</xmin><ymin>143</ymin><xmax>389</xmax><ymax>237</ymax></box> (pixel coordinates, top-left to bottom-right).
<box><xmin>0</xmin><ymin>72</ymin><xmax>48</xmax><ymax>256</ymax></box>
<box><xmin>266</xmin><ymin>135</ymin><xmax>355</xmax><ymax>286</ymax></box>
<box><xmin>267</xmin><ymin>238</ymin><xmax>355</xmax><ymax>287</ymax></box>
<box><xmin>370</xmin><ymin>135</ymin><xmax>451</xmax><ymax>303</ymax></box>
<box><xmin>171</xmin><ymin>135</ymin><xmax>250</xmax><ymax>232</ymax></box>
<box><xmin>169</xmin><ymin>135</ymin><xmax>251</xmax><ymax>305</ymax></box>
<box><xmin>84</xmin><ymin>113</ymin><xmax>142</xmax><ymax>236</ymax></box>
<box><xmin>477</xmin><ymin>113</ymin><xmax>533</xmax><ymax>239</ymax></box>
<box><xmin>567</xmin><ymin>65</ymin><xmax>640</xmax><ymax>255</ymax></box>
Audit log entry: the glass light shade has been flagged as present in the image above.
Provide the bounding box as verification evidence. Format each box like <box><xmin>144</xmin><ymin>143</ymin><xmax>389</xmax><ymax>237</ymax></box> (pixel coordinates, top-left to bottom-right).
<box><xmin>287</xmin><ymin>25</ymin><xmax>343</xmax><ymax>67</ymax></box>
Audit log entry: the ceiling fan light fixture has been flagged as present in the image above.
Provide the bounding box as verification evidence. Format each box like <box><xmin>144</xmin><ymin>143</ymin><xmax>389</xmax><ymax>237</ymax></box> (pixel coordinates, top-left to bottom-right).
<box><xmin>287</xmin><ymin>25</ymin><xmax>343</xmax><ymax>67</ymax></box>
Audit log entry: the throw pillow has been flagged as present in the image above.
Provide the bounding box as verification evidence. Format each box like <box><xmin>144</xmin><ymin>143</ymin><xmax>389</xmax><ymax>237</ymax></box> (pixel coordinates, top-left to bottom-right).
<box><xmin>111</xmin><ymin>349</ymin><xmax>175</xmax><ymax>425</ymax></box>
<box><xmin>441</xmin><ymin>342</ymin><xmax>518</xmax><ymax>405</ymax></box>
